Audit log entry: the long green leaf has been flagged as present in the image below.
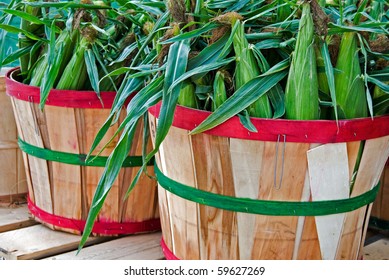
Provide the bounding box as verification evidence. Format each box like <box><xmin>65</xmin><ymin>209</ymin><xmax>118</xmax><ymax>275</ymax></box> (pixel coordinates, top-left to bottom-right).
<box><xmin>85</xmin><ymin>49</ymin><xmax>100</xmax><ymax>97</ymax></box>
<box><xmin>161</xmin><ymin>22</ymin><xmax>219</xmax><ymax>44</ymax></box>
<box><xmin>190</xmin><ymin>70</ymin><xmax>288</xmax><ymax>135</ymax></box>
<box><xmin>3</xmin><ymin>8</ymin><xmax>60</xmax><ymax>31</ymax></box>
<box><xmin>320</xmin><ymin>41</ymin><xmax>338</xmax><ymax>122</ymax></box>
<box><xmin>79</xmin><ymin>82</ymin><xmax>164</xmax><ymax>251</ymax></box>
<box><xmin>87</xmin><ymin>76</ymin><xmax>163</xmax><ymax>159</ymax></box>
<box><xmin>154</xmin><ymin>39</ymin><xmax>190</xmax><ymax>148</ymax></box>
<box><xmin>187</xmin><ymin>31</ymin><xmax>231</xmax><ymax>70</ymax></box>
<box><xmin>0</xmin><ymin>24</ymin><xmax>47</xmax><ymax>41</ymax></box>
<box><xmin>167</xmin><ymin>57</ymin><xmax>235</xmax><ymax>94</ymax></box>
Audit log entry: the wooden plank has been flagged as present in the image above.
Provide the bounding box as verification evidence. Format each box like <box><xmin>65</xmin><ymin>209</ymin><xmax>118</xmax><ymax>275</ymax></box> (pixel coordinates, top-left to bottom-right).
<box><xmin>230</xmin><ymin>138</ymin><xmax>263</xmax><ymax>259</ymax></box>
<box><xmin>82</xmin><ymin>109</ymin><xmax>120</xmax><ymax>223</ymax></box>
<box><xmin>0</xmin><ymin>224</ymin><xmax>109</xmax><ymax>260</ymax></box>
<box><xmin>0</xmin><ymin>149</ymin><xmax>17</xmax><ymax>196</ymax></box>
<box><xmin>10</xmin><ymin>98</ymin><xmax>34</xmax><ymax>203</ymax></box>
<box><xmin>0</xmin><ymin>76</ymin><xmax>27</xmax><ymax>199</ymax></box>
<box><xmin>159</xmin><ymin>125</ymin><xmax>200</xmax><ymax>260</ymax></box>
<box><xmin>191</xmin><ymin>133</ymin><xmax>238</xmax><ymax>260</ymax></box>
<box><xmin>293</xmin><ymin>168</ymin><xmax>322</xmax><ymax>259</ymax></box>
<box><xmin>43</xmin><ymin>232</ymin><xmax>164</xmax><ymax>260</ymax></box>
<box><xmin>337</xmin><ymin>135</ymin><xmax>389</xmax><ymax>259</ymax></box>
<box><xmin>307</xmin><ymin>143</ymin><xmax>349</xmax><ymax>260</ymax></box>
<box><xmin>0</xmin><ymin>204</ymin><xmax>37</xmax><ymax>233</ymax></box>
<box><xmin>120</xmin><ymin>117</ymin><xmax>159</xmax><ymax>222</ymax></box>
<box><xmin>363</xmin><ymin>237</ymin><xmax>389</xmax><ymax>260</ymax></box>
<box><xmin>11</xmin><ymin>98</ymin><xmax>52</xmax><ymax>213</ymax></box>
<box><xmin>252</xmin><ymin>142</ymin><xmax>310</xmax><ymax>259</ymax></box>
<box><xmin>148</xmin><ymin>114</ymin><xmax>172</xmax><ymax>254</ymax></box>
<box><xmin>45</xmin><ymin>106</ymin><xmax>82</xmax><ymax>232</ymax></box>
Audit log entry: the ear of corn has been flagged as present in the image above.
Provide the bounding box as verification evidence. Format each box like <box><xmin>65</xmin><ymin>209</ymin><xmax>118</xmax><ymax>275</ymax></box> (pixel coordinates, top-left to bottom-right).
<box><xmin>233</xmin><ymin>19</ymin><xmax>272</xmax><ymax>118</ymax></box>
<box><xmin>315</xmin><ymin>43</ymin><xmax>329</xmax><ymax>96</ymax></box>
<box><xmin>285</xmin><ymin>2</ymin><xmax>319</xmax><ymax>120</ymax></box>
<box><xmin>334</xmin><ymin>31</ymin><xmax>367</xmax><ymax>119</ymax></box>
<box><xmin>212</xmin><ymin>70</ymin><xmax>228</xmax><ymax>111</ymax></box>
<box><xmin>55</xmin><ymin>36</ymin><xmax>89</xmax><ymax>90</ymax></box>
<box><xmin>177</xmin><ymin>80</ymin><xmax>198</xmax><ymax>109</ymax></box>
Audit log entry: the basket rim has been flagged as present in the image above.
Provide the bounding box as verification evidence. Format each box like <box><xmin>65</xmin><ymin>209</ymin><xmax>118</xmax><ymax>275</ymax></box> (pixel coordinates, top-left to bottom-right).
<box><xmin>5</xmin><ymin>67</ymin><xmax>119</xmax><ymax>109</ymax></box>
<box><xmin>148</xmin><ymin>102</ymin><xmax>389</xmax><ymax>143</ymax></box>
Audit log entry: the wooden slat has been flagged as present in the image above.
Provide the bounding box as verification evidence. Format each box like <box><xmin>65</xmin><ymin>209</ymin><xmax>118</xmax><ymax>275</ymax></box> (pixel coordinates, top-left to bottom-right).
<box><xmin>337</xmin><ymin>135</ymin><xmax>389</xmax><ymax>259</ymax></box>
<box><xmin>0</xmin><ymin>204</ymin><xmax>37</xmax><ymax>233</ymax></box>
<box><xmin>10</xmin><ymin>98</ymin><xmax>34</xmax><ymax>203</ymax></box>
<box><xmin>294</xmin><ymin>166</ymin><xmax>321</xmax><ymax>259</ymax></box>
<box><xmin>45</xmin><ymin>106</ymin><xmax>81</xmax><ymax>232</ymax></box>
<box><xmin>192</xmin><ymin>133</ymin><xmax>238</xmax><ymax>260</ymax></box>
<box><xmin>252</xmin><ymin>142</ymin><xmax>310</xmax><ymax>259</ymax></box>
<box><xmin>11</xmin><ymin>98</ymin><xmax>52</xmax><ymax>213</ymax></box>
<box><xmin>307</xmin><ymin>143</ymin><xmax>349</xmax><ymax>260</ymax></box>
<box><xmin>0</xmin><ymin>224</ymin><xmax>109</xmax><ymax>260</ymax></box>
<box><xmin>230</xmin><ymin>138</ymin><xmax>263</xmax><ymax>259</ymax></box>
<box><xmin>120</xmin><ymin>117</ymin><xmax>158</xmax><ymax>222</ymax></box>
<box><xmin>371</xmin><ymin>164</ymin><xmax>389</xmax><ymax>221</ymax></box>
<box><xmin>0</xmin><ymin>76</ymin><xmax>27</xmax><ymax>199</ymax></box>
<box><xmin>148</xmin><ymin>115</ymin><xmax>173</xmax><ymax>253</ymax></box>
<box><xmin>159</xmin><ymin>125</ymin><xmax>200</xmax><ymax>260</ymax></box>
<box><xmin>43</xmin><ymin>232</ymin><xmax>164</xmax><ymax>260</ymax></box>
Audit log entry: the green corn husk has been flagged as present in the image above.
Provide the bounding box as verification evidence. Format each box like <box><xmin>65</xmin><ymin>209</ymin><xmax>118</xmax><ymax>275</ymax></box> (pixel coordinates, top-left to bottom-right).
<box><xmin>285</xmin><ymin>2</ymin><xmax>319</xmax><ymax>120</ymax></box>
<box><xmin>177</xmin><ymin>80</ymin><xmax>198</xmax><ymax>109</ymax></box>
<box><xmin>212</xmin><ymin>70</ymin><xmax>228</xmax><ymax>111</ymax></box>
<box><xmin>29</xmin><ymin>52</ymin><xmax>48</xmax><ymax>86</ymax></box>
<box><xmin>55</xmin><ymin>36</ymin><xmax>89</xmax><ymax>90</ymax></box>
<box><xmin>334</xmin><ymin>31</ymin><xmax>367</xmax><ymax>119</ymax></box>
<box><xmin>315</xmin><ymin>43</ymin><xmax>329</xmax><ymax>96</ymax></box>
<box><xmin>233</xmin><ymin>19</ymin><xmax>272</xmax><ymax>118</ymax></box>
<box><xmin>29</xmin><ymin>30</ymin><xmax>78</xmax><ymax>87</ymax></box>
<box><xmin>19</xmin><ymin>0</ymin><xmax>44</xmax><ymax>78</ymax></box>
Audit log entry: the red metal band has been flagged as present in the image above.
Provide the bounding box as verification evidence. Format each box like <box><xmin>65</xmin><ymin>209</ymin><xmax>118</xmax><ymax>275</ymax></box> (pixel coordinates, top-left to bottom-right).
<box><xmin>27</xmin><ymin>196</ymin><xmax>161</xmax><ymax>235</ymax></box>
<box><xmin>160</xmin><ymin>238</ymin><xmax>179</xmax><ymax>260</ymax></box>
<box><xmin>6</xmin><ymin>67</ymin><xmax>118</xmax><ymax>109</ymax></box>
<box><xmin>148</xmin><ymin>102</ymin><xmax>389</xmax><ymax>143</ymax></box>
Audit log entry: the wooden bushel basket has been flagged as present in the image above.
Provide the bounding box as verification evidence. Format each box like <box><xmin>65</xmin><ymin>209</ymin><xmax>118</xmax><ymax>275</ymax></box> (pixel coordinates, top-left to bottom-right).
<box><xmin>149</xmin><ymin>103</ymin><xmax>389</xmax><ymax>260</ymax></box>
<box><xmin>0</xmin><ymin>72</ymin><xmax>27</xmax><ymax>204</ymax></box>
<box><xmin>5</xmin><ymin>68</ymin><xmax>160</xmax><ymax>235</ymax></box>
<box><xmin>370</xmin><ymin>162</ymin><xmax>389</xmax><ymax>230</ymax></box>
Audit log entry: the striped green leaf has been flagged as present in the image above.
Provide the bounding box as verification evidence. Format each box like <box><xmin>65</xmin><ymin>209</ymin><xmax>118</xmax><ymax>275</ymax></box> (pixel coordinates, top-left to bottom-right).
<box><xmin>190</xmin><ymin>70</ymin><xmax>288</xmax><ymax>135</ymax></box>
<box><xmin>85</xmin><ymin>49</ymin><xmax>101</xmax><ymax>97</ymax></box>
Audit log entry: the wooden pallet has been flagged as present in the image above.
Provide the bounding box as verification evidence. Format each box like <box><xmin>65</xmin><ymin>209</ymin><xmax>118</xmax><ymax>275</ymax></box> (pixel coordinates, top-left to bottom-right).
<box><xmin>0</xmin><ymin>203</ymin><xmax>164</xmax><ymax>260</ymax></box>
<box><xmin>0</xmin><ymin>203</ymin><xmax>388</xmax><ymax>260</ymax></box>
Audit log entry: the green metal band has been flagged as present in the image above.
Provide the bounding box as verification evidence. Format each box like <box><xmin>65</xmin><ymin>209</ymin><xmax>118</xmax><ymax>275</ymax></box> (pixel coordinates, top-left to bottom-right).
<box><xmin>155</xmin><ymin>163</ymin><xmax>379</xmax><ymax>216</ymax></box>
<box><xmin>18</xmin><ymin>137</ymin><xmax>153</xmax><ymax>167</ymax></box>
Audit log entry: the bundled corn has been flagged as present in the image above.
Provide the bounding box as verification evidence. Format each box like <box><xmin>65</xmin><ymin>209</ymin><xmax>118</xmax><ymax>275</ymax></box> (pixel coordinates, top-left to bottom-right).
<box><xmin>285</xmin><ymin>2</ymin><xmax>319</xmax><ymax>120</ymax></box>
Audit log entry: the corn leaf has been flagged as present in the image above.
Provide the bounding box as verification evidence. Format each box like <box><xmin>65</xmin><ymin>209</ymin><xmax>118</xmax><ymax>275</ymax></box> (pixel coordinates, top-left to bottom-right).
<box><xmin>167</xmin><ymin>57</ymin><xmax>235</xmax><ymax>94</ymax></box>
<box><xmin>367</xmin><ymin>75</ymin><xmax>389</xmax><ymax>93</ymax></box>
<box><xmin>320</xmin><ymin>41</ymin><xmax>338</xmax><ymax>122</ymax></box>
<box><xmin>85</xmin><ymin>49</ymin><xmax>100</xmax><ymax>98</ymax></box>
<box><xmin>0</xmin><ymin>23</ymin><xmax>48</xmax><ymax>41</ymax></box>
<box><xmin>3</xmin><ymin>8</ymin><xmax>59</xmax><ymax>31</ymax></box>
<box><xmin>25</xmin><ymin>1</ymin><xmax>112</xmax><ymax>9</ymax></box>
<box><xmin>79</xmin><ymin>81</ymin><xmax>164</xmax><ymax>250</ymax></box>
<box><xmin>39</xmin><ymin>22</ymin><xmax>63</xmax><ymax>109</ymax></box>
<box><xmin>87</xmin><ymin>76</ymin><xmax>162</xmax><ymax>159</ymax></box>
<box><xmin>153</xmin><ymin>39</ymin><xmax>190</xmax><ymax>149</ymax></box>
<box><xmin>1</xmin><ymin>44</ymin><xmax>33</xmax><ymax>65</ymax></box>
<box><xmin>187</xmin><ymin>32</ymin><xmax>231</xmax><ymax>70</ymax></box>
<box><xmin>238</xmin><ymin>110</ymin><xmax>258</xmax><ymax>132</ymax></box>
<box><xmin>161</xmin><ymin>22</ymin><xmax>220</xmax><ymax>44</ymax></box>
<box><xmin>190</xmin><ymin>70</ymin><xmax>288</xmax><ymax>135</ymax></box>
